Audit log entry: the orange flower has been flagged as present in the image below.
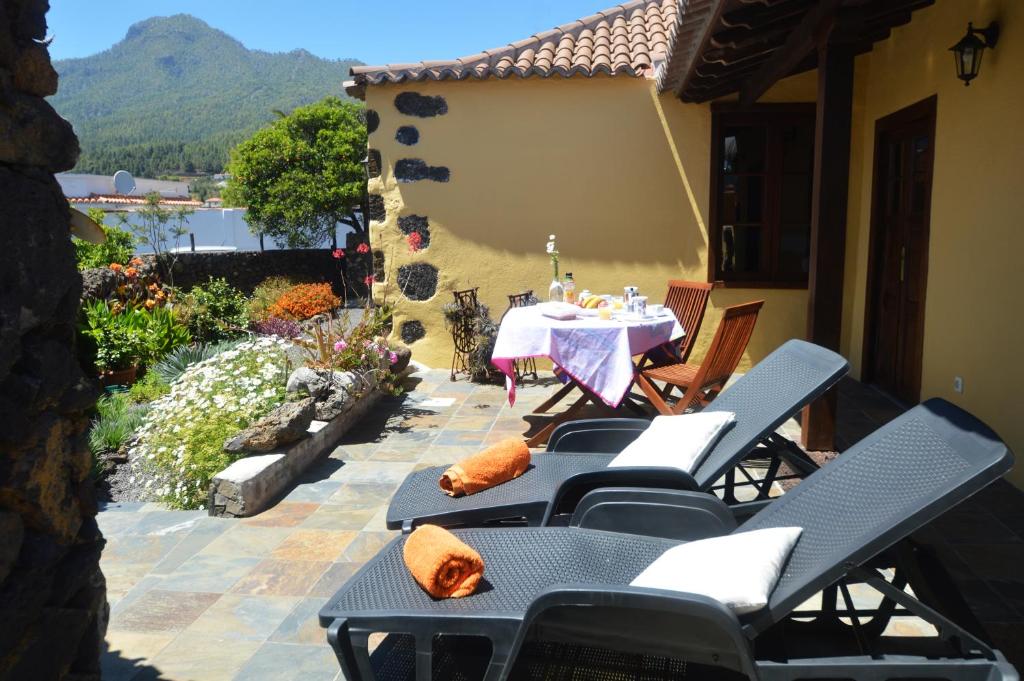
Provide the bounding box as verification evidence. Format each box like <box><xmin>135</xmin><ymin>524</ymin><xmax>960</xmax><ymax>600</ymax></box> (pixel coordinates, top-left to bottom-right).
<box><xmin>268</xmin><ymin>283</ymin><xmax>340</xmax><ymax>321</ymax></box>
<box><xmin>109</xmin><ymin>263</ymin><xmax>123</xmax><ymax>272</ymax></box>
<box><xmin>125</xmin><ymin>267</ymin><xmax>139</xmax><ymax>278</ymax></box>
<box><xmin>148</xmin><ymin>283</ymin><xmax>159</xmax><ymax>293</ymax></box>
<box><xmin>144</xmin><ymin>299</ymin><xmax>156</xmax><ymax>310</ymax></box>
<box><xmin>130</xmin><ymin>257</ymin><xmax>143</xmax><ymax>266</ymax></box>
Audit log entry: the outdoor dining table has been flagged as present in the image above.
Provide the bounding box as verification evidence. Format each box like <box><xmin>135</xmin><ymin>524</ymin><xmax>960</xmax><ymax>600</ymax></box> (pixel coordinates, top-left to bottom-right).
<box><xmin>491</xmin><ymin>304</ymin><xmax>685</xmax><ymax>446</ymax></box>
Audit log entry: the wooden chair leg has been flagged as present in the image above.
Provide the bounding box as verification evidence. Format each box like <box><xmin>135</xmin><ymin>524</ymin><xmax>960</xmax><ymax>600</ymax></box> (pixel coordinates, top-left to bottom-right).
<box><xmin>636</xmin><ymin>373</ymin><xmax>674</xmax><ymax>416</ymax></box>
<box><xmin>533</xmin><ymin>381</ymin><xmax>576</xmax><ymax>414</ymax></box>
<box><xmin>526</xmin><ymin>392</ymin><xmax>592</xmax><ymax>447</ymax></box>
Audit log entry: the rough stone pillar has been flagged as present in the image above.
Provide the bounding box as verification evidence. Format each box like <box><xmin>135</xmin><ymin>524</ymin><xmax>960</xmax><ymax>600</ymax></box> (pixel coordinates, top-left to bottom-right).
<box><xmin>0</xmin><ymin>1</ymin><xmax>108</xmax><ymax>679</ymax></box>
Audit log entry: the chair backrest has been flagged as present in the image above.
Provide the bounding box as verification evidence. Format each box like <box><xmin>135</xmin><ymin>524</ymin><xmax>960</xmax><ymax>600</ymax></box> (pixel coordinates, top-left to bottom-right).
<box><xmin>693</xmin><ymin>339</ymin><xmax>849</xmax><ymax>487</ymax></box>
<box><xmin>501</xmin><ymin>290</ymin><xmax>537</xmax><ymax>323</ymax></box>
<box><xmin>663</xmin><ymin>280</ymin><xmax>714</xmax><ymax>363</ymax></box>
<box><xmin>675</xmin><ymin>300</ymin><xmax>763</xmax><ymax>413</ymax></box>
<box><xmin>742</xmin><ymin>398</ymin><xmax>1013</xmax><ymax>632</ymax></box>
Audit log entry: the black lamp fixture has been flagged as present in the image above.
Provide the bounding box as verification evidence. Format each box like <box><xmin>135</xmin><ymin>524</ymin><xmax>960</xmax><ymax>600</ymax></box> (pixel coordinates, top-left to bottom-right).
<box><xmin>949</xmin><ymin>21</ymin><xmax>999</xmax><ymax>86</ymax></box>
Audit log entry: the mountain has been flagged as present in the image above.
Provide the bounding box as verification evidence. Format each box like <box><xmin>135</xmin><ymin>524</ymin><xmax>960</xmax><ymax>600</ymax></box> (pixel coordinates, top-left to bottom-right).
<box><xmin>50</xmin><ymin>14</ymin><xmax>362</xmax><ymax>177</ymax></box>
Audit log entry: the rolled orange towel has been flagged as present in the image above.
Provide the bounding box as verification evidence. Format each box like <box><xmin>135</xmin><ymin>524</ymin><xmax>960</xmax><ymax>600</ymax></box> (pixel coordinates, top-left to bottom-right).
<box><xmin>402</xmin><ymin>524</ymin><xmax>484</xmax><ymax>598</ymax></box>
<box><xmin>439</xmin><ymin>438</ymin><xmax>531</xmax><ymax>497</ymax></box>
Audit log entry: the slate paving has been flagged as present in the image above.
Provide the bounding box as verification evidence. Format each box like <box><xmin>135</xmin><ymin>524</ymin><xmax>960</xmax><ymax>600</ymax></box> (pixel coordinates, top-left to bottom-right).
<box><xmin>98</xmin><ymin>368</ymin><xmax>1015</xmax><ymax>680</ymax></box>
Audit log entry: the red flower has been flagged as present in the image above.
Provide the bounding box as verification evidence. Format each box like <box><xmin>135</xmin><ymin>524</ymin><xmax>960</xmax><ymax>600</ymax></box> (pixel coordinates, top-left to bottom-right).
<box><xmin>407</xmin><ymin>232</ymin><xmax>423</xmax><ymax>252</ymax></box>
<box><xmin>332</xmin><ymin>248</ymin><xmax>345</xmax><ymax>259</ymax></box>
<box><xmin>364</xmin><ymin>274</ymin><xmax>375</xmax><ymax>286</ymax></box>
<box><xmin>356</xmin><ymin>242</ymin><xmax>370</xmax><ymax>254</ymax></box>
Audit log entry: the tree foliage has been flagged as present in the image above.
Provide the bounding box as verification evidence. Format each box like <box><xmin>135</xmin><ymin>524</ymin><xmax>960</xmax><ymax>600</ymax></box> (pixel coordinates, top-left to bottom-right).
<box><xmin>224</xmin><ymin>97</ymin><xmax>367</xmax><ymax>248</ymax></box>
<box><xmin>51</xmin><ymin>14</ymin><xmax>362</xmax><ymax>177</ymax></box>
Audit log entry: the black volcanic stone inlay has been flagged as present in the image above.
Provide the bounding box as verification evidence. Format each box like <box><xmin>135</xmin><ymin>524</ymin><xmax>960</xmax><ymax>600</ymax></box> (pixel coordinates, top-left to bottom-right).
<box><xmin>394</xmin><ymin>92</ymin><xmax>448</xmax><ymax>117</ymax></box>
<box><xmin>397</xmin><ymin>263</ymin><xmax>438</xmax><ymax>301</ymax></box>
<box><xmin>395</xmin><ymin>126</ymin><xmax>419</xmax><ymax>145</ymax></box>
<box><xmin>366</xmin><ymin>109</ymin><xmax>380</xmax><ymax>133</ymax></box>
<box><xmin>366</xmin><ymin>149</ymin><xmax>381</xmax><ymax>178</ymax></box>
<box><xmin>400</xmin><ymin>320</ymin><xmax>426</xmax><ymax>344</ymax></box>
<box><xmin>373</xmin><ymin>250</ymin><xmax>385</xmax><ymax>280</ymax></box>
<box><xmin>397</xmin><ymin>214</ymin><xmax>430</xmax><ymax>248</ymax></box>
<box><xmin>394</xmin><ymin>159</ymin><xmax>449</xmax><ymax>183</ymax></box>
<box><xmin>367</xmin><ymin>194</ymin><xmax>385</xmax><ymax>222</ymax></box>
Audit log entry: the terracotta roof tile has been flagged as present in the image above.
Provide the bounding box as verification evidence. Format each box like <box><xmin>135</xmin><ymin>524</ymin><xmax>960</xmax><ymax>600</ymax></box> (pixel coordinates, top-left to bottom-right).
<box><xmin>351</xmin><ymin>0</ymin><xmax>681</xmax><ymax>87</ymax></box>
<box><xmin>68</xmin><ymin>194</ymin><xmax>203</xmax><ymax>207</ymax></box>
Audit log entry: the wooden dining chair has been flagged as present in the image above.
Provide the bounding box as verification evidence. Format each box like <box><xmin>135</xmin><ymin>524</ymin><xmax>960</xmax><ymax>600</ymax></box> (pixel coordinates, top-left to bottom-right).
<box><xmin>636</xmin><ymin>300</ymin><xmax>764</xmax><ymax>415</ymax></box>
<box><xmin>638</xmin><ymin>280</ymin><xmax>715</xmax><ymax>372</ymax></box>
<box><xmin>663</xmin><ymin>280</ymin><xmax>714</xmax><ymax>363</ymax></box>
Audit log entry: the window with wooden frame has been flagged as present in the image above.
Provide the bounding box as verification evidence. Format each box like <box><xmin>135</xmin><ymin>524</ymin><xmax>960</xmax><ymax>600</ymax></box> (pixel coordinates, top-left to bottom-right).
<box><xmin>709</xmin><ymin>104</ymin><xmax>816</xmax><ymax>287</ymax></box>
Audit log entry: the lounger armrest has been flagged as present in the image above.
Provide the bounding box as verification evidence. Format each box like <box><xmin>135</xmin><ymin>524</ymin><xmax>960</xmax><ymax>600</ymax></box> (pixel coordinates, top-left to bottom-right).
<box><xmin>545</xmin><ymin>467</ymin><xmax>700</xmax><ymax>523</ymax></box>
<box><xmin>546</xmin><ymin>418</ymin><xmax>650</xmax><ymax>453</ymax></box>
<box><xmin>730</xmin><ymin>499</ymin><xmax>773</xmax><ymax>524</ymax></box>
<box><xmin>570</xmin><ymin>488</ymin><xmax>737</xmax><ymax>540</ymax></box>
<box><xmin>510</xmin><ymin>584</ymin><xmax>756</xmax><ymax>680</ymax></box>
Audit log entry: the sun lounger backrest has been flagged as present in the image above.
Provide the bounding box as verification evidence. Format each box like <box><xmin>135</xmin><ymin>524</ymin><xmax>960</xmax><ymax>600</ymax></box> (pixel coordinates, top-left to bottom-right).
<box><xmin>741</xmin><ymin>398</ymin><xmax>1012</xmax><ymax>632</ymax></box>
<box><xmin>692</xmin><ymin>340</ymin><xmax>849</xmax><ymax>488</ymax></box>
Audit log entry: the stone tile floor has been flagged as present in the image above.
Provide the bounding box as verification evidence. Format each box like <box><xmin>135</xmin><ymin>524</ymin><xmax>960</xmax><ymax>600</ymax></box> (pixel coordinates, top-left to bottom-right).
<box><xmin>98</xmin><ymin>369</ymin><xmax>1024</xmax><ymax>680</ymax></box>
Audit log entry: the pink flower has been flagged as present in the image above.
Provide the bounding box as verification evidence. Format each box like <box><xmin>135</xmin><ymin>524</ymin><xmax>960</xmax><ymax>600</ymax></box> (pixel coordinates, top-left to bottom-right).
<box><xmin>406</xmin><ymin>232</ymin><xmax>423</xmax><ymax>252</ymax></box>
<box><xmin>332</xmin><ymin>248</ymin><xmax>345</xmax><ymax>259</ymax></box>
<box><xmin>356</xmin><ymin>242</ymin><xmax>370</xmax><ymax>254</ymax></box>
<box><xmin>333</xmin><ymin>340</ymin><xmax>347</xmax><ymax>352</ymax></box>
<box><xmin>388</xmin><ymin>351</ymin><xmax>398</xmax><ymax>365</ymax></box>
<box><xmin>364</xmin><ymin>274</ymin><xmax>375</xmax><ymax>286</ymax></box>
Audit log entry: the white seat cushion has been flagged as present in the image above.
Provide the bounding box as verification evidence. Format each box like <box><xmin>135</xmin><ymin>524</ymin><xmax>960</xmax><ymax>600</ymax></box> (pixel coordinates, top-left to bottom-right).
<box><xmin>607</xmin><ymin>411</ymin><xmax>735</xmax><ymax>474</ymax></box>
<box><xmin>630</xmin><ymin>526</ymin><xmax>803</xmax><ymax>614</ymax></box>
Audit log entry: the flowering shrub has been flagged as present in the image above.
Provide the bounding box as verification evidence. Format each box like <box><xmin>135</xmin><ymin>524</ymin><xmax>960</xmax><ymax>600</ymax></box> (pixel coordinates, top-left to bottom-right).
<box><xmin>247</xmin><ymin>276</ymin><xmax>299</xmax><ymax>322</ymax></box>
<box><xmin>251</xmin><ymin>316</ymin><xmax>302</xmax><ymax>338</ymax></box>
<box><xmin>108</xmin><ymin>258</ymin><xmax>171</xmax><ymax>311</ymax></box>
<box><xmin>177</xmin><ymin>277</ymin><xmax>250</xmax><ymax>342</ymax></box>
<box><xmin>130</xmin><ymin>336</ymin><xmax>291</xmax><ymax>509</ymax></box>
<box><xmin>296</xmin><ymin>306</ymin><xmax>402</xmax><ymax>393</ymax></box>
<box><xmin>268</xmin><ymin>282</ymin><xmax>340</xmax><ymax>321</ymax></box>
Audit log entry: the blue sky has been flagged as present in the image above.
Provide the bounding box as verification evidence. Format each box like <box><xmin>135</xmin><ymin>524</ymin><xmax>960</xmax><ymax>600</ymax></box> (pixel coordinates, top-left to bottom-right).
<box><xmin>47</xmin><ymin>1</ymin><xmax>610</xmax><ymax>64</ymax></box>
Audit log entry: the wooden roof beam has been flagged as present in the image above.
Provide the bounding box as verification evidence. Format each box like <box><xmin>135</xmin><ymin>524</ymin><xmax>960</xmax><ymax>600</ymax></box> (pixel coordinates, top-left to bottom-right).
<box><xmin>738</xmin><ymin>0</ymin><xmax>844</xmax><ymax>108</ymax></box>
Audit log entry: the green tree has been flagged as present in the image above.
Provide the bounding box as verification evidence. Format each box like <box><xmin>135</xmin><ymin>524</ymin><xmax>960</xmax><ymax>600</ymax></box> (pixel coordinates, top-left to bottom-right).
<box><xmin>223</xmin><ymin>97</ymin><xmax>366</xmax><ymax>248</ymax></box>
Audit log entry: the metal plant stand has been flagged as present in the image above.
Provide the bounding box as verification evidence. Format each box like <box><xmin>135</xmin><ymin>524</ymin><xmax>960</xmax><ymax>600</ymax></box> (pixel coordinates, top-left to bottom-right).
<box><xmin>449</xmin><ymin>287</ymin><xmax>479</xmax><ymax>381</ymax></box>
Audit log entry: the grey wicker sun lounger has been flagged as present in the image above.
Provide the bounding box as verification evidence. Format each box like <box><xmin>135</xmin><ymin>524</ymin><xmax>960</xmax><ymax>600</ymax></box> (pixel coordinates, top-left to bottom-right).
<box><xmin>321</xmin><ymin>398</ymin><xmax>1016</xmax><ymax>681</ymax></box>
<box><xmin>385</xmin><ymin>339</ymin><xmax>848</xmax><ymax>531</ymax></box>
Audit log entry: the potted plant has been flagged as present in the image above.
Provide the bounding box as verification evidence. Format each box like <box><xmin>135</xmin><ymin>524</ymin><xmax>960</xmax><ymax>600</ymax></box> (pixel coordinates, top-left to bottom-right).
<box><xmin>95</xmin><ymin>326</ymin><xmax>145</xmax><ymax>387</ymax></box>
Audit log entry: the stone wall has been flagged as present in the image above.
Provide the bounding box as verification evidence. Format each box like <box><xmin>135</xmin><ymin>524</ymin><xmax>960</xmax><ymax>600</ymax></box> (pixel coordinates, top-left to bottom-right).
<box><xmin>0</xmin><ymin>1</ymin><xmax>108</xmax><ymax>678</ymax></box>
<box><xmin>147</xmin><ymin>249</ymin><xmax>353</xmax><ymax>295</ymax></box>
<box><xmin>81</xmin><ymin>249</ymin><xmax>372</xmax><ymax>299</ymax></box>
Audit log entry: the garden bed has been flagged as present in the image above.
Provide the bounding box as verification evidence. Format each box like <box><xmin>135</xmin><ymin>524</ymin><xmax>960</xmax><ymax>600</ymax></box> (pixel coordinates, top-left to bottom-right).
<box><xmin>208</xmin><ymin>380</ymin><xmax>384</xmax><ymax>517</ymax></box>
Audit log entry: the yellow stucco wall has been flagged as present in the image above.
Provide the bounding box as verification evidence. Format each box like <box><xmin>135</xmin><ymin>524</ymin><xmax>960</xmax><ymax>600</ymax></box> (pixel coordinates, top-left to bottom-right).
<box><xmin>842</xmin><ymin>0</ymin><xmax>1024</xmax><ymax>485</ymax></box>
<box><xmin>366</xmin><ymin>73</ymin><xmax>813</xmax><ymax>374</ymax></box>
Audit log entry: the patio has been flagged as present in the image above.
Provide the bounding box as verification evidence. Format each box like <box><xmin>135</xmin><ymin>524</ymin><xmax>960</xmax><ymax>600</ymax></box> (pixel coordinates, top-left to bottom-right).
<box><xmin>98</xmin><ymin>368</ymin><xmax>1024</xmax><ymax>680</ymax></box>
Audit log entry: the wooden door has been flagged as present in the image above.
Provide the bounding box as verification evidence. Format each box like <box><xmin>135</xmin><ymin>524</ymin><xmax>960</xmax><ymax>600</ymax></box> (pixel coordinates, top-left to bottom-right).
<box><xmin>864</xmin><ymin>96</ymin><xmax>936</xmax><ymax>403</ymax></box>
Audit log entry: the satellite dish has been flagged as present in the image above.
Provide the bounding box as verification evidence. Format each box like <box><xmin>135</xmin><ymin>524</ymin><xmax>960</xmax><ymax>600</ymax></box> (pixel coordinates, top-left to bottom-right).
<box><xmin>112</xmin><ymin>170</ymin><xmax>136</xmax><ymax>195</ymax></box>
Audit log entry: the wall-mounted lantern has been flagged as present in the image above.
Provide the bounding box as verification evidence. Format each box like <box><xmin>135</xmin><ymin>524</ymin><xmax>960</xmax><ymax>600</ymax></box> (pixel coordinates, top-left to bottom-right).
<box><xmin>949</xmin><ymin>21</ymin><xmax>999</xmax><ymax>86</ymax></box>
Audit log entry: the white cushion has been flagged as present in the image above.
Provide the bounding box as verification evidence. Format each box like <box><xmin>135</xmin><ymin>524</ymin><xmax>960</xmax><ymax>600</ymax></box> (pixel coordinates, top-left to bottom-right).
<box><xmin>607</xmin><ymin>411</ymin><xmax>736</xmax><ymax>474</ymax></box>
<box><xmin>630</xmin><ymin>526</ymin><xmax>803</xmax><ymax>614</ymax></box>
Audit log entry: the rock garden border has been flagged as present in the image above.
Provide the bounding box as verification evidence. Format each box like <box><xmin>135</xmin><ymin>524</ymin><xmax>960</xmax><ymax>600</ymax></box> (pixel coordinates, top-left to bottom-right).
<box><xmin>207</xmin><ymin>364</ymin><xmax>401</xmax><ymax>518</ymax></box>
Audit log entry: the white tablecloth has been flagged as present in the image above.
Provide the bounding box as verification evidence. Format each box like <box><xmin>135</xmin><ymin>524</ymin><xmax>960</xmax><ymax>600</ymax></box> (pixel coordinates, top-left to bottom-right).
<box><xmin>491</xmin><ymin>305</ymin><xmax>684</xmax><ymax>407</ymax></box>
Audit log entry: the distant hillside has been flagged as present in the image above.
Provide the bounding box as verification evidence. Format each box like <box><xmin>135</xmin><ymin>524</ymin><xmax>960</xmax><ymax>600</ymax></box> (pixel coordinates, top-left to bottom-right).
<box><xmin>50</xmin><ymin>14</ymin><xmax>362</xmax><ymax>177</ymax></box>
